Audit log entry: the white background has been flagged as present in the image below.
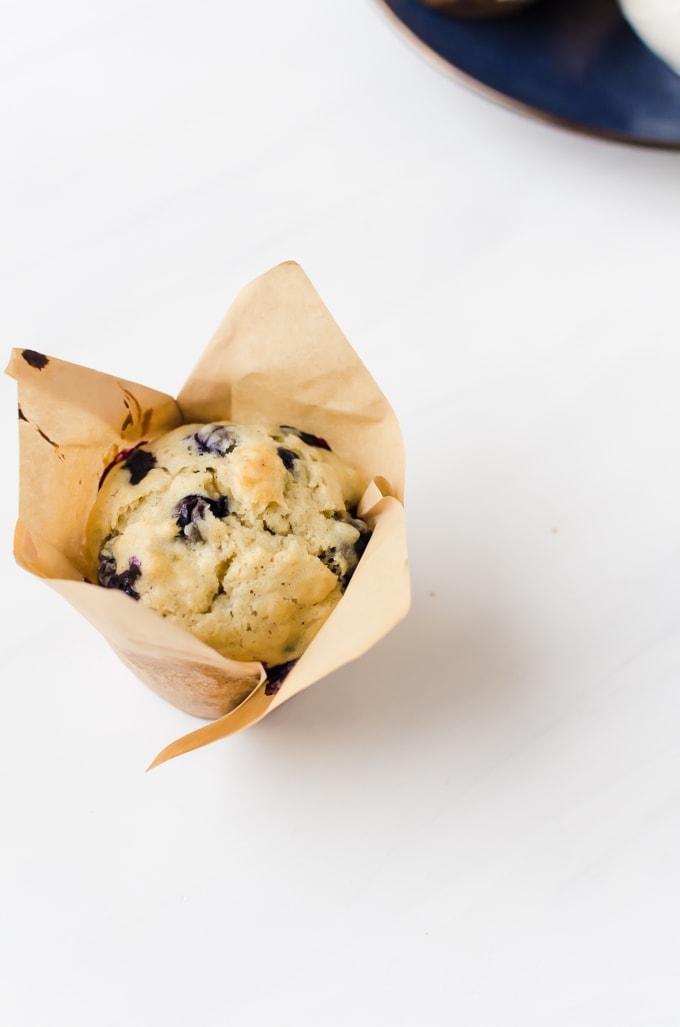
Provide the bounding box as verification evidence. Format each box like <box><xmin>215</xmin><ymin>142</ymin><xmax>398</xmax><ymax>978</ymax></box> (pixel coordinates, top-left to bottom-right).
<box><xmin>2</xmin><ymin>2</ymin><xmax>680</xmax><ymax>1024</ymax></box>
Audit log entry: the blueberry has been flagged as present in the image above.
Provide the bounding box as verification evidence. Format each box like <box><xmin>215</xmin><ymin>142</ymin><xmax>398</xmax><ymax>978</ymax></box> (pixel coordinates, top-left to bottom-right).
<box><xmin>280</xmin><ymin>425</ymin><xmax>331</xmax><ymax>451</ymax></box>
<box><xmin>320</xmin><ymin>515</ymin><xmax>371</xmax><ymax>588</ymax></box>
<box><xmin>334</xmin><ymin>511</ymin><xmax>371</xmax><ymax>561</ymax></box>
<box><xmin>318</xmin><ymin>547</ymin><xmax>343</xmax><ymax>581</ymax></box>
<box><xmin>350</xmin><ymin>517</ymin><xmax>371</xmax><ymax>563</ymax></box>
<box><xmin>98</xmin><ymin>442</ymin><xmax>148</xmax><ymax>490</ymax></box>
<box><xmin>97</xmin><ymin>550</ymin><xmax>117</xmax><ymax>586</ymax></box>
<box><xmin>174</xmin><ymin>493</ymin><xmax>230</xmax><ymax>542</ymax></box>
<box><xmin>209</xmin><ymin>495</ymin><xmax>230</xmax><ymax>519</ymax></box>
<box><xmin>277</xmin><ymin>447</ymin><xmax>299</xmax><ymax>472</ymax></box>
<box><xmin>98</xmin><ymin>551</ymin><xmax>142</xmax><ymax>600</ymax></box>
<box><xmin>190</xmin><ymin>424</ymin><xmax>237</xmax><ymax>456</ymax></box>
<box><xmin>124</xmin><ymin>448</ymin><xmax>156</xmax><ymax>485</ymax></box>
<box><xmin>263</xmin><ymin>660</ymin><xmax>297</xmax><ymax>695</ymax></box>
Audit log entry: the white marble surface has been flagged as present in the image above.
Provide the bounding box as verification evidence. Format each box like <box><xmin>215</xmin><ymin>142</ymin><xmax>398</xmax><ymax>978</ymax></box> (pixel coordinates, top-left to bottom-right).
<box><xmin>2</xmin><ymin>2</ymin><xmax>680</xmax><ymax>1024</ymax></box>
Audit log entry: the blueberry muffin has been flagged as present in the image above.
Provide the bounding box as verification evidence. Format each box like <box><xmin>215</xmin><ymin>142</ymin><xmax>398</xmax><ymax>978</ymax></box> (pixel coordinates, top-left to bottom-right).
<box><xmin>86</xmin><ymin>423</ymin><xmax>371</xmax><ymax>667</ymax></box>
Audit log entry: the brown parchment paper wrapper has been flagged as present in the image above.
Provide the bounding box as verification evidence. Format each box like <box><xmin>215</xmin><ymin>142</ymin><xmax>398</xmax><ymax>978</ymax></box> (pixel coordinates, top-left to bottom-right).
<box><xmin>7</xmin><ymin>262</ymin><xmax>409</xmax><ymax>767</ymax></box>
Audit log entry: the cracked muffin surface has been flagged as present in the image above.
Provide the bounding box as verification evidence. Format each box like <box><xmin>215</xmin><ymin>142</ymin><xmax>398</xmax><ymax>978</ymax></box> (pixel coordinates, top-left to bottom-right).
<box><xmin>86</xmin><ymin>423</ymin><xmax>371</xmax><ymax>665</ymax></box>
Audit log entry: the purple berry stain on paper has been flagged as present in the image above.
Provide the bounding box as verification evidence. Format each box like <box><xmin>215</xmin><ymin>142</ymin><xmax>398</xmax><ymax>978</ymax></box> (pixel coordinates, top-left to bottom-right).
<box><xmin>21</xmin><ymin>350</ymin><xmax>49</xmax><ymax>370</ymax></box>
<box><xmin>263</xmin><ymin>660</ymin><xmax>297</xmax><ymax>695</ymax></box>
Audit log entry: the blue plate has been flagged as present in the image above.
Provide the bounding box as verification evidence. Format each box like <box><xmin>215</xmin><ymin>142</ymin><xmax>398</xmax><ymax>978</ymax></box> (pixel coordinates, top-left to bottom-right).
<box><xmin>378</xmin><ymin>0</ymin><xmax>680</xmax><ymax>147</ymax></box>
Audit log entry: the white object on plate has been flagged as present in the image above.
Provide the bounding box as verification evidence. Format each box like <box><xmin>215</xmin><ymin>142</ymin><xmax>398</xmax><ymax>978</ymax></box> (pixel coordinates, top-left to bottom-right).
<box><xmin>620</xmin><ymin>0</ymin><xmax>680</xmax><ymax>74</ymax></box>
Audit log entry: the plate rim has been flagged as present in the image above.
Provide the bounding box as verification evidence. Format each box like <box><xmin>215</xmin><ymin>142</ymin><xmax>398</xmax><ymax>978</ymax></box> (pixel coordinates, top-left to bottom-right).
<box><xmin>373</xmin><ymin>0</ymin><xmax>680</xmax><ymax>151</ymax></box>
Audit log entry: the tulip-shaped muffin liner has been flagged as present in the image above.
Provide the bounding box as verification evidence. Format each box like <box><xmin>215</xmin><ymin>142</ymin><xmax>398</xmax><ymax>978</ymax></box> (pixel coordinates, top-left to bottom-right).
<box><xmin>7</xmin><ymin>262</ymin><xmax>410</xmax><ymax>767</ymax></box>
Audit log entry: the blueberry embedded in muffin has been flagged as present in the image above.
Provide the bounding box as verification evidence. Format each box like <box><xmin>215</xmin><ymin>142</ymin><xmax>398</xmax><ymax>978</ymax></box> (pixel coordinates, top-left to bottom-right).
<box><xmin>174</xmin><ymin>494</ymin><xmax>231</xmax><ymax>543</ymax></box>
<box><xmin>279</xmin><ymin>425</ymin><xmax>331</xmax><ymax>450</ymax></box>
<box><xmin>276</xmin><ymin>447</ymin><xmax>299</xmax><ymax>472</ymax></box>
<box><xmin>189</xmin><ymin>424</ymin><xmax>238</xmax><ymax>456</ymax></box>
<box><xmin>97</xmin><ymin>551</ymin><xmax>143</xmax><ymax>600</ymax></box>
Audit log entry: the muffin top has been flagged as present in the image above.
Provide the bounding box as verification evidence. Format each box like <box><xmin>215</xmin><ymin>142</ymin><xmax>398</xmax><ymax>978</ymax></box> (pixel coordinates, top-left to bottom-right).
<box><xmin>86</xmin><ymin>422</ymin><xmax>371</xmax><ymax>667</ymax></box>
